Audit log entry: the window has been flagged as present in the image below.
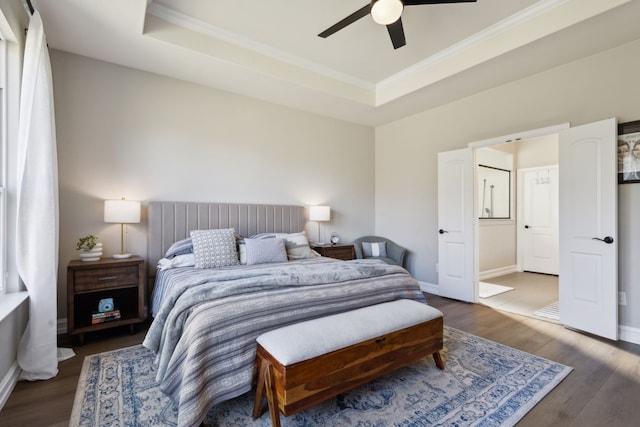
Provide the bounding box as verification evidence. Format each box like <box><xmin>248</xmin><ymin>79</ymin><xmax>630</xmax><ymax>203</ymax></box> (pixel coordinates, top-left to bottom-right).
<box><xmin>0</xmin><ymin>38</ymin><xmax>6</xmax><ymax>294</ymax></box>
<box><xmin>0</xmin><ymin>6</ymin><xmax>26</xmax><ymax>305</ymax></box>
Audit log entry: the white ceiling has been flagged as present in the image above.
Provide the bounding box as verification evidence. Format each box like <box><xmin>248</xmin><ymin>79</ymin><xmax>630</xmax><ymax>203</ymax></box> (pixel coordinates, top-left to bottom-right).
<box><xmin>31</xmin><ymin>0</ymin><xmax>640</xmax><ymax>126</ymax></box>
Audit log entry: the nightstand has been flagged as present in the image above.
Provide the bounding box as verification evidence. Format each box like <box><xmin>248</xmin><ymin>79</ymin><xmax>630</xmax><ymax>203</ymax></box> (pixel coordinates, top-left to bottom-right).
<box><xmin>67</xmin><ymin>256</ymin><xmax>145</xmax><ymax>344</ymax></box>
<box><xmin>311</xmin><ymin>244</ymin><xmax>355</xmax><ymax>261</ymax></box>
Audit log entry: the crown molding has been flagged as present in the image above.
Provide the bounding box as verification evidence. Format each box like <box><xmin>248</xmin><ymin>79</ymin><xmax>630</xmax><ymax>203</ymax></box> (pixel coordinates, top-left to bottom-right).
<box><xmin>146</xmin><ymin>2</ymin><xmax>374</xmax><ymax>92</ymax></box>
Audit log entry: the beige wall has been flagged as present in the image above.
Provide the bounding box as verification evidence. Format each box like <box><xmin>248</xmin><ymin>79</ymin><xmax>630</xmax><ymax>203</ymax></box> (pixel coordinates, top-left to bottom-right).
<box><xmin>515</xmin><ymin>135</ymin><xmax>559</xmax><ymax>169</ymax></box>
<box><xmin>375</xmin><ymin>37</ymin><xmax>640</xmax><ymax>329</ymax></box>
<box><xmin>51</xmin><ymin>51</ymin><xmax>375</xmax><ymax>318</ymax></box>
<box><xmin>478</xmin><ymin>221</ymin><xmax>517</xmax><ymax>274</ymax></box>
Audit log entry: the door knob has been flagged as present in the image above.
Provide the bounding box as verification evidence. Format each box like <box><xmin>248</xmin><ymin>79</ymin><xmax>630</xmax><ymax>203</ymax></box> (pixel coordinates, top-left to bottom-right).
<box><xmin>438</xmin><ymin>229</ymin><xmax>448</xmax><ymax>234</ymax></box>
<box><xmin>592</xmin><ymin>236</ymin><xmax>614</xmax><ymax>244</ymax></box>
<box><xmin>524</xmin><ymin>225</ymin><xmax>530</xmax><ymax>229</ymax></box>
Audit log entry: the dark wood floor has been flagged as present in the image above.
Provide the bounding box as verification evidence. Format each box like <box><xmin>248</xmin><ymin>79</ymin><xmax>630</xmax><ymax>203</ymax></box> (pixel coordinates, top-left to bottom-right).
<box><xmin>1</xmin><ymin>294</ymin><xmax>639</xmax><ymax>426</ymax></box>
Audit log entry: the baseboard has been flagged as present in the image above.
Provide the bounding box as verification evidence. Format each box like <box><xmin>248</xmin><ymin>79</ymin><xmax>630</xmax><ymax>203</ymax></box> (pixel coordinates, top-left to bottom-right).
<box><xmin>0</xmin><ymin>362</ymin><xmax>21</xmax><ymax>412</ymax></box>
<box><xmin>479</xmin><ymin>265</ymin><xmax>518</xmax><ymax>281</ymax></box>
<box><xmin>619</xmin><ymin>324</ymin><xmax>640</xmax><ymax>345</ymax></box>
<box><xmin>418</xmin><ymin>281</ymin><xmax>439</xmax><ymax>295</ymax></box>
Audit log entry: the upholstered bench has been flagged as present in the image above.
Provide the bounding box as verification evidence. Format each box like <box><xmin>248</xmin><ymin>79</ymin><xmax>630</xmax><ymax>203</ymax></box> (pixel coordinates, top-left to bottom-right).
<box><xmin>252</xmin><ymin>299</ymin><xmax>445</xmax><ymax>427</ymax></box>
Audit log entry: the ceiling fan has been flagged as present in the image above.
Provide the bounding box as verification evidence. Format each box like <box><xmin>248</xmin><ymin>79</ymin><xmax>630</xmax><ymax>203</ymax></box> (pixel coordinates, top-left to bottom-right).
<box><xmin>318</xmin><ymin>0</ymin><xmax>477</xmax><ymax>49</ymax></box>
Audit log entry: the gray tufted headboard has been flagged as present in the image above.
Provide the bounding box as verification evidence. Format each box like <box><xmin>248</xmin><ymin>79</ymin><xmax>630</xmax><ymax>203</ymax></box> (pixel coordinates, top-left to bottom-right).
<box><xmin>147</xmin><ymin>201</ymin><xmax>306</xmax><ymax>278</ymax></box>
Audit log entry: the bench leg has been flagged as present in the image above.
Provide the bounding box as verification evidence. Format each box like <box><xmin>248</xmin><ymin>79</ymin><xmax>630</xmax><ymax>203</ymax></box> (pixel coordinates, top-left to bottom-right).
<box><xmin>264</xmin><ymin>364</ymin><xmax>281</xmax><ymax>427</ymax></box>
<box><xmin>253</xmin><ymin>356</ymin><xmax>267</xmax><ymax>418</ymax></box>
<box><xmin>433</xmin><ymin>351</ymin><xmax>445</xmax><ymax>370</ymax></box>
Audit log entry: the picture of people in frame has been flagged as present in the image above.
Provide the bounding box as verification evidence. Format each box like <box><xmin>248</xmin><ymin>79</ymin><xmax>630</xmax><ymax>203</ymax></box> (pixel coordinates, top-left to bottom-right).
<box><xmin>618</xmin><ymin>131</ymin><xmax>640</xmax><ymax>182</ymax></box>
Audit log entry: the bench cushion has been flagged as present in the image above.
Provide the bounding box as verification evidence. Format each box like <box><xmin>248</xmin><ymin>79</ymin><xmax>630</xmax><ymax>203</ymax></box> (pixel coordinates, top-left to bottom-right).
<box><xmin>256</xmin><ymin>299</ymin><xmax>443</xmax><ymax>366</ymax></box>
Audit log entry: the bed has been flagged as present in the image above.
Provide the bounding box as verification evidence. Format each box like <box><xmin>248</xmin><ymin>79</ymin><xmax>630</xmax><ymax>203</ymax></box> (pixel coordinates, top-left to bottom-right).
<box><xmin>142</xmin><ymin>201</ymin><xmax>426</xmax><ymax>427</ymax></box>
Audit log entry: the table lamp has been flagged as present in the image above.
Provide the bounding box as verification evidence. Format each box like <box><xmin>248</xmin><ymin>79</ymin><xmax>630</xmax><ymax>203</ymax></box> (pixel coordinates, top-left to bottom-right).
<box><xmin>308</xmin><ymin>205</ymin><xmax>330</xmax><ymax>244</ymax></box>
<box><xmin>104</xmin><ymin>198</ymin><xmax>141</xmax><ymax>259</ymax></box>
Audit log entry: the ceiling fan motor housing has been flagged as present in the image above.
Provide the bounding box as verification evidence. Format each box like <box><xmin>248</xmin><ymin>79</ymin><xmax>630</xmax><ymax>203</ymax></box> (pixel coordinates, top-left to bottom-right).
<box><xmin>371</xmin><ymin>0</ymin><xmax>404</xmax><ymax>25</ymax></box>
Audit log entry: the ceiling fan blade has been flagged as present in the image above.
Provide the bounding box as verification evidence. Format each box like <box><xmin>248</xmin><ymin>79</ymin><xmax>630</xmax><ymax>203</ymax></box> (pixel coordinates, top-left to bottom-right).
<box><xmin>404</xmin><ymin>0</ymin><xmax>477</xmax><ymax>5</ymax></box>
<box><xmin>387</xmin><ymin>18</ymin><xmax>406</xmax><ymax>49</ymax></box>
<box><xmin>318</xmin><ymin>5</ymin><xmax>371</xmax><ymax>38</ymax></box>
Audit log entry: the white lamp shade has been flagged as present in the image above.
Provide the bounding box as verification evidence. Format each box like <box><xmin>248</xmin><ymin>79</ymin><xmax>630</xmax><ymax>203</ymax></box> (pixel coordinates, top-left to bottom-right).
<box><xmin>371</xmin><ymin>0</ymin><xmax>403</xmax><ymax>25</ymax></box>
<box><xmin>104</xmin><ymin>199</ymin><xmax>141</xmax><ymax>223</ymax></box>
<box><xmin>309</xmin><ymin>205</ymin><xmax>330</xmax><ymax>222</ymax></box>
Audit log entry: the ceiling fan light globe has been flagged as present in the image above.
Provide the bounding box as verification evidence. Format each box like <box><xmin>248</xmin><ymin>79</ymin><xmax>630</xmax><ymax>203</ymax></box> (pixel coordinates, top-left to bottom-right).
<box><xmin>371</xmin><ymin>0</ymin><xmax>404</xmax><ymax>25</ymax></box>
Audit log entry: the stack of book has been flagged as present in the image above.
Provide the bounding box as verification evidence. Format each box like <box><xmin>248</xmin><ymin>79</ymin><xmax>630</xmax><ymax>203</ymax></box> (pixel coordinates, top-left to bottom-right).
<box><xmin>91</xmin><ymin>309</ymin><xmax>121</xmax><ymax>324</ymax></box>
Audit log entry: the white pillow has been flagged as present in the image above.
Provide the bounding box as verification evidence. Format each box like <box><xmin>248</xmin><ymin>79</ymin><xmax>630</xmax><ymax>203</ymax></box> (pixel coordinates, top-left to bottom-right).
<box><xmin>282</xmin><ymin>231</ymin><xmax>317</xmax><ymax>259</ymax></box>
<box><xmin>238</xmin><ymin>240</ymin><xmax>247</xmax><ymax>264</ymax></box>
<box><xmin>157</xmin><ymin>254</ymin><xmax>196</xmax><ymax>271</ymax></box>
<box><xmin>251</xmin><ymin>231</ymin><xmax>317</xmax><ymax>259</ymax></box>
<box><xmin>244</xmin><ymin>238</ymin><xmax>288</xmax><ymax>265</ymax></box>
<box><xmin>362</xmin><ymin>241</ymin><xmax>388</xmax><ymax>258</ymax></box>
<box><xmin>190</xmin><ymin>228</ymin><xmax>240</xmax><ymax>268</ymax></box>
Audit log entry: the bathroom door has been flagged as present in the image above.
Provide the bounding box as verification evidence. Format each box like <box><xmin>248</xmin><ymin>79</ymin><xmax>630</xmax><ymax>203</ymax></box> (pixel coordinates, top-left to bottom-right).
<box><xmin>518</xmin><ymin>166</ymin><xmax>559</xmax><ymax>275</ymax></box>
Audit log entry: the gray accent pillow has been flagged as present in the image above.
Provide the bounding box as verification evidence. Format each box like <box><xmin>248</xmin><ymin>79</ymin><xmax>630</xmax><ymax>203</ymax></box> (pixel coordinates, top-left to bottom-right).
<box><xmin>362</xmin><ymin>241</ymin><xmax>387</xmax><ymax>258</ymax></box>
<box><xmin>244</xmin><ymin>237</ymin><xmax>288</xmax><ymax>265</ymax></box>
<box><xmin>190</xmin><ymin>228</ymin><xmax>240</xmax><ymax>268</ymax></box>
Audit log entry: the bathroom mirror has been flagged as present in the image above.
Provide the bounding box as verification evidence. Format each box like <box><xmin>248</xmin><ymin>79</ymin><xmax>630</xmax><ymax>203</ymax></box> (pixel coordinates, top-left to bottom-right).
<box><xmin>478</xmin><ymin>165</ymin><xmax>510</xmax><ymax>219</ymax></box>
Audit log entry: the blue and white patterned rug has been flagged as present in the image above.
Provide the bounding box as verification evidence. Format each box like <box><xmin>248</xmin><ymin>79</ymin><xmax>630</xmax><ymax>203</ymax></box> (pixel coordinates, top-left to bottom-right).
<box><xmin>70</xmin><ymin>326</ymin><xmax>571</xmax><ymax>426</ymax></box>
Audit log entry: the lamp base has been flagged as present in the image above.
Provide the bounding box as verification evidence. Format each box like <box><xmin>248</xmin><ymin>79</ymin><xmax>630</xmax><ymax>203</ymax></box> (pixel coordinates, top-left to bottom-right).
<box><xmin>112</xmin><ymin>253</ymin><xmax>133</xmax><ymax>259</ymax></box>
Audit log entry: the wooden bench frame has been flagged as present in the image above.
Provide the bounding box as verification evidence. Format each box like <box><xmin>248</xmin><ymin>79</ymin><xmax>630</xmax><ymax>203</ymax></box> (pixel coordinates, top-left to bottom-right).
<box><xmin>253</xmin><ymin>315</ymin><xmax>444</xmax><ymax>427</ymax></box>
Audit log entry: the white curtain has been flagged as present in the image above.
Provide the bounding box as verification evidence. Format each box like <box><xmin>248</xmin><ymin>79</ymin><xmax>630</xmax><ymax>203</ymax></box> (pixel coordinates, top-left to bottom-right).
<box><xmin>16</xmin><ymin>10</ymin><xmax>59</xmax><ymax>380</ymax></box>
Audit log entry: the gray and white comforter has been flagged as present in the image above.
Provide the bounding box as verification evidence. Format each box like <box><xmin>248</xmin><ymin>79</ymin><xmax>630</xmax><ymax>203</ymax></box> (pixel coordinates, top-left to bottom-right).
<box><xmin>143</xmin><ymin>257</ymin><xmax>425</xmax><ymax>427</ymax></box>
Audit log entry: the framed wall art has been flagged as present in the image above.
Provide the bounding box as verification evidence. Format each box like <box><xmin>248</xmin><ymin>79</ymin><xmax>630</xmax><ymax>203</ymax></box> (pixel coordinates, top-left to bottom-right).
<box><xmin>618</xmin><ymin>120</ymin><xmax>640</xmax><ymax>184</ymax></box>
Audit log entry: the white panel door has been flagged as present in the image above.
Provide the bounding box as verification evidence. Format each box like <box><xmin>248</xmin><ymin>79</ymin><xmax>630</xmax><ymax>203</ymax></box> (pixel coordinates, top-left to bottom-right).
<box><xmin>559</xmin><ymin>118</ymin><xmax>618</xmax><ymax>340</ymax></box>
<box><xmin>437</xmin><ymin>148</ymin><xmax>474</xmax><ymax>302</ymax></box>
<box><xmin>520</xmin><ymin>166</ymin><xmax>559</xmax><ymax>275</ymax></box>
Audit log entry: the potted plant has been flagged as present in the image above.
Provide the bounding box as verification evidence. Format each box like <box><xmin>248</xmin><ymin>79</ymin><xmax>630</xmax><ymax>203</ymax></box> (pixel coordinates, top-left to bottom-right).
<box><xmin>76</xmin><ymin>235</ymin><xmax>103</xmax><ymax>261</ymax></box>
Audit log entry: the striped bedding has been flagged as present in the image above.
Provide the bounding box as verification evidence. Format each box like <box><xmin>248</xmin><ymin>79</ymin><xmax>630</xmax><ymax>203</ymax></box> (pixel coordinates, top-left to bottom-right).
<box><xmin>143</xmin><ymin>257</ymin><xmax>425</xmax><ymax>427</ymax></box>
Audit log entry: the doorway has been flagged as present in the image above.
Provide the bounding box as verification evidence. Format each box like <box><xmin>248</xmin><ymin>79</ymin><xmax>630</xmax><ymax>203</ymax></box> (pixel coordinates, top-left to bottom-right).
<box><xmin>476</xmin><ymin>135</ymin><xmax>560</xmax><ymax>322</ymax></box>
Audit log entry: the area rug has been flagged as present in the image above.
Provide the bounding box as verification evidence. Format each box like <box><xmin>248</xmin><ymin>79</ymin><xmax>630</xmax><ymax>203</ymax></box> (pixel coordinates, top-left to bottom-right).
<box><xmin>69</xmin><ymin>326</ymin><xmax>571</xmax><ymax>427</ymax></box>
<box><xmin>534</xmin><ymin>302</ymin><xmax>560</xmax><ymax>321</ymax></box>
<box><xmin>479</xmin><ymin>281</ymin><xmax>514</xmax><ymax>298</ymax></box>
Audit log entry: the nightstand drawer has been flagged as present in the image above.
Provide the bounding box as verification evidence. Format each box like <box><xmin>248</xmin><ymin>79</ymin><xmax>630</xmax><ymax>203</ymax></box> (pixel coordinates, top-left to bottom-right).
<box><xmin>326</xmin><ymin>247</ymin><xmax>354</xmax><ymax>260</ymax></box>
<box><xmin>74</xmin><ymin>265</ymin><xmax>139</xmax><ymax>291</ymax></box>
<box><xmin>312</xmin><ymin>244</ymin><xmax>355</xmax><ymax>261</ymax></box>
